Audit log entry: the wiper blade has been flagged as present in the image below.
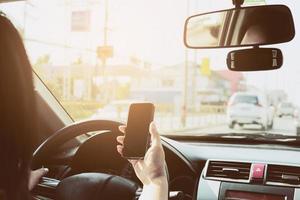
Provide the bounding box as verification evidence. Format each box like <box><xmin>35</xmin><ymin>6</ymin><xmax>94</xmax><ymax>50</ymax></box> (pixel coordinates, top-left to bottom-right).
<box><xmin>166</xmin><ymin>132</ymin><xmax>300</xmax><ymax>147</ymax></box>
<box><xmin>200</xmin><ymin>133</ymin><xmax>300</xmax><ymax>146</ymax></box>
<box><xmin>208</xmin><ymin>132</ymin><xmax>298</xmax><ymax>141</ymax></box>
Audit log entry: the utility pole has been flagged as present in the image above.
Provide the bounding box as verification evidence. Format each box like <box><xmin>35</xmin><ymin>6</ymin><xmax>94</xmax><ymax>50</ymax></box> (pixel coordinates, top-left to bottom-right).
<box><xmin>22</xmin><ymin>1</ymin><xmax>34</xmax><ymax>37</ymax></box>
<box><xmin>181</xmin><ymin>48</ymin><xmax>189</xmax><ymax>127</ymax></box>
<box><xmin>102</xmin><ymin>0</ymin><xmax>109</xmax><ymax>102</ymax></box>
<box><xmin>103</xmin><ymin>0</ymin><xmax>108</xmax><ymax>48</ymax></box>
<box><xmin>181</xmin><ymin>0</ymin><xmax>190</xmax><ymax>127</ymax></box>
<box><xmin>192</xmin><ymin>0</ymin><xmax>199</xmax><ymax>111</ymax></box>
<box><xmin>191</xmin><ymin>50</ymin><xmax>197</xmax><ymax>110</ymax></box>
<box><xmin>23</xmin><ymin>2</ymin><xmax>27</xmax><ymax>37</ymax></box>
<box><xmin>63</xmin><ymin>0</ymin><xmax>71</xmax><ymax>101</ymax></box>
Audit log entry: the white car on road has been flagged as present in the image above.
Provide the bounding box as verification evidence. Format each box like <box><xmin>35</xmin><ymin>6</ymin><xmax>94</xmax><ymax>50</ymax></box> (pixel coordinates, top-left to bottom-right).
<box><xmin>227</xmin><ymin>92</ymin><xmax>272</xmax><ymax>130</ymax></box>
<box><xmin>277</xmin><ymin>102</ymin><xmax>295</xmax><ymax>117</ymax></box>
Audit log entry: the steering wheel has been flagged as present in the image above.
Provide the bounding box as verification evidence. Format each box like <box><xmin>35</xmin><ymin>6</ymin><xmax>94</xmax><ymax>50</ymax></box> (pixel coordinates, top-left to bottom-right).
<box><xmin>32</xmin><ymin>119</ymin><xmax>169</xmax><ymax>200</ymax></box>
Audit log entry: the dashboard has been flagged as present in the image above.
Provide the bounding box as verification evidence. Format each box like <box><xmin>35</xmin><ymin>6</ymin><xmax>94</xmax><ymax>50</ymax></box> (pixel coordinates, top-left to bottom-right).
<box><xmin>37</xmin><ymin>132</ymin><xmax>300</xmax><ymax>200</ymax></box>
<box><xmin>164</xmin><ymin>137</ymin><xmax>300</xmax><ymax>200</ymax></box>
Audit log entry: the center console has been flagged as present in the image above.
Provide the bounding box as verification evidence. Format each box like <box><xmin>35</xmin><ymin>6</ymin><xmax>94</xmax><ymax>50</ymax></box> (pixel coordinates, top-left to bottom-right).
<box><xmin>197</xmin><ymin>160</ymin><xmax>300</xmax><ymax>200</ymax></box>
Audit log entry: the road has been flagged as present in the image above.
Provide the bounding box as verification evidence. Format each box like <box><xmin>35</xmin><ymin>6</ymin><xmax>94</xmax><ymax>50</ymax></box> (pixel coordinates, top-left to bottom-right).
<box><xmin>169</xmin><ymin>116</ymin><xmax>300</xmax><ymax>136</ymax></box>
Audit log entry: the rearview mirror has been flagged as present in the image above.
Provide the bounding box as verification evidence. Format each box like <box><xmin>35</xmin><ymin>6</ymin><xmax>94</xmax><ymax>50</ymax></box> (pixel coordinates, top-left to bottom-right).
<box><xmin>184</xmin><ymin>5</ymin><xmax>295</xmax><ymax>49</ymax></box>
<box><xmin>227</xmin><ymin>48</ymin><xmax>283</xmax><ymax>71</ymax></box>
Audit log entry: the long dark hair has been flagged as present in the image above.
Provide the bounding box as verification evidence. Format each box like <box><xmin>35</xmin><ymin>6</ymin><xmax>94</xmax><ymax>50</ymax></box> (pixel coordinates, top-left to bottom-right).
<box><xmin>0</xmin><ymin>15</ymin><xmax>37</xmax><ymax>200</ymax></box>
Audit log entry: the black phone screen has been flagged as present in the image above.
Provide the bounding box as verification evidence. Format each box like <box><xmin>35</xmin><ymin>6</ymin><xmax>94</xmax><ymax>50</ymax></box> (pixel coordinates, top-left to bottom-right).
<box><xmin>123</xmin><ymin>103</ymin><xmax>154</xmax><ymax>159</ymax></box>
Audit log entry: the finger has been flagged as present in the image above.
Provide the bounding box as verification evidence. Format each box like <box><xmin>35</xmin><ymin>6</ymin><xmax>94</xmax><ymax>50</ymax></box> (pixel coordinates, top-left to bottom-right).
<box><xmin>119</xmin><ymin>125</ymin><xmax>126</xmax><ymax>133</ymax></box>
<box><xmin>116</xmin><ymin>145</ymin><xmax>124</xmax><ymax>156</ymax></box>
<box><xmin>149</xmin><ymin>122</ymin><xmax>161</xmax><ymax>146</ymax></box>
<box><xmin>116</xmin><ymin>145</ymin><xmax>137</xmax><ymax>166</ymax></box>
<box><xmin>34</xmin><ymin>168</ymin><xmax>49</xmax><ymax>177</ymax></box>
<box><xmin>28</xmin><ymin>168</ymin><xmax>49</xmax><ymax>191</ymax></box>
<box><xmin>116</xmin><ymin>136</ymin><xmax>125</xmax><ymax>144</ymax></box>
<box><xmin>128</xmin><ymin>159</ymin><xmax>138</xmax><ymax>167</ymax></box>
<box><xmin>128</xmin><ymin>158</ymin><xmax>141</xmax><ymax>168</ymax></box>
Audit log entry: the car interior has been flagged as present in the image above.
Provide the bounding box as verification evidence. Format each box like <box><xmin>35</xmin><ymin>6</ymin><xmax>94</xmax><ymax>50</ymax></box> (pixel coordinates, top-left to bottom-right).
<box><xmin>1</xmin><ymin>0</ymin><xmax>300</xmax><ymax>199</ymax></box>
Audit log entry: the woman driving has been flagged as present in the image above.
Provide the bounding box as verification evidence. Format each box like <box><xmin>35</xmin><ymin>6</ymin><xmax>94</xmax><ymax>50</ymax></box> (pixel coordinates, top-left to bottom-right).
<box><xmin>0</xmin><ymin>14</ymin><xmax>167</xmax><ymax>200</ymax></box>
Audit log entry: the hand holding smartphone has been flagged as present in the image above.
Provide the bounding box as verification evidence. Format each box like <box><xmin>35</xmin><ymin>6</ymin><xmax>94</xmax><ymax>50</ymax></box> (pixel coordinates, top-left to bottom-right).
<box><xmin>117</xmin><ymin>118</ymin><xmax>168</xmax><ymax>200</ymax></box>
<box><xmin>122</xmin><ymin>103</ymin><xmax>154</xmax><ymax>159</ymax></box>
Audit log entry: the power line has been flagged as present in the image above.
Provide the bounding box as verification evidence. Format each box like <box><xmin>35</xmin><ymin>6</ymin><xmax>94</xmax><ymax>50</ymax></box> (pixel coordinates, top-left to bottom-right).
<box><xmin>24</xmin><ymin>38</ymin><xmax>97</xmax><ymax>53</ymax></box>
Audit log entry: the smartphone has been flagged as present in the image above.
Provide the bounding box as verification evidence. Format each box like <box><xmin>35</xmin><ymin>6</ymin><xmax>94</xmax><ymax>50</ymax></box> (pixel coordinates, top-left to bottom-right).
<box><xmin>123</xmin><ymin>103</ymin><xmax>155</xmax><ymax>159</ymax></box>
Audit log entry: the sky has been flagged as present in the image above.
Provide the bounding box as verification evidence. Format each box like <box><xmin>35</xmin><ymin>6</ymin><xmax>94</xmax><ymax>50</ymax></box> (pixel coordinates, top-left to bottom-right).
<box><xmin>1</xmin><ymin>0</ymin><xmax>300</xmax><ymax>105</ymax></box>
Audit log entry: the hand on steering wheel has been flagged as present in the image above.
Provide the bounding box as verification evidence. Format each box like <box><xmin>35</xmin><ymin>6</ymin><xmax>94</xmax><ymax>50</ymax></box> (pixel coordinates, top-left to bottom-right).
<box><xmin>28</xmin><ymin>168</ymin><xmax>49</xmax><ymax>191</ymax></box>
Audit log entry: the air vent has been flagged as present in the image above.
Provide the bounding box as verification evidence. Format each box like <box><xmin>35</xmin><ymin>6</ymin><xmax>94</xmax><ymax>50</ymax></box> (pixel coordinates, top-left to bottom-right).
<box><xmin>205</xmin><ymin>161</ymin><xmax>251</xmax><ymax>181</ymax></box>
<box><xmin>267</xmin><ymin>164</ymin><xmax>300</xmax><ymax>186</ymax></box>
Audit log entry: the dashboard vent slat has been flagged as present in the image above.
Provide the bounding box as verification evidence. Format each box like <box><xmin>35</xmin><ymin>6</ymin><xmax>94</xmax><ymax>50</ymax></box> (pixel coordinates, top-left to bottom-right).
<box><xmin>205</xmin><ymin>161</ymin><xmax>251</xmax><ymax>181</ymax></box>
<box><xmin>267</xmin><ymin>164</ymin><xmax>300</xmax><ymax>186</ymax></box>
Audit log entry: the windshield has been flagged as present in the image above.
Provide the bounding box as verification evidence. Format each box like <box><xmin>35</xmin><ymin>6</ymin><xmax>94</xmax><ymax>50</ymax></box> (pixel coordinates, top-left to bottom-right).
<box><xmin>1</xmin><ymin>0</ymin><xmax>299</xmax><ymax>137</ymax></box>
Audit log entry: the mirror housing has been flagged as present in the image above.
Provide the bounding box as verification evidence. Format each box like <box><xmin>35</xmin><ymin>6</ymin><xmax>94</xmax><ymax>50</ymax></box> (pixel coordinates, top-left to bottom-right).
<box><xmin>184</xmin><ymin>5</ymin><xmax>295</xmax><ymax>49</ymax></box>
<box><xmin>227</xmin><ymin>48</ymin><xmax>283</xmax><ymax>71</ymax></box>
